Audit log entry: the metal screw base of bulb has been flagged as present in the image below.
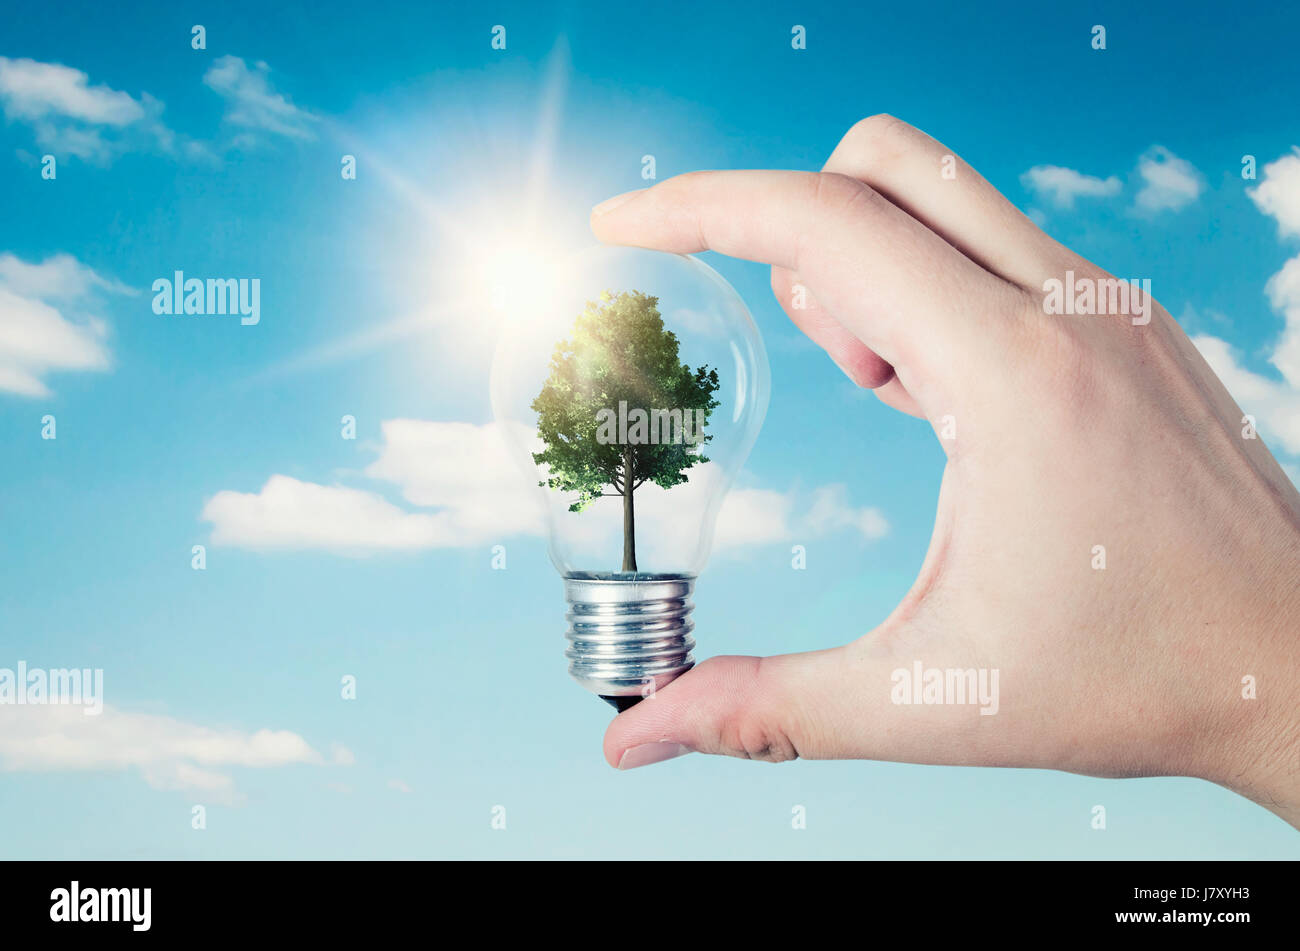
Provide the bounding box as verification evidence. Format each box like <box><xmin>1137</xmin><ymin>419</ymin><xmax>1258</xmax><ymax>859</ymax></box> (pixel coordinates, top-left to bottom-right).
<box><xmin>563</xmin><ymin>572</ymin><xmax>696</xmax><ymax>709</ymax></box>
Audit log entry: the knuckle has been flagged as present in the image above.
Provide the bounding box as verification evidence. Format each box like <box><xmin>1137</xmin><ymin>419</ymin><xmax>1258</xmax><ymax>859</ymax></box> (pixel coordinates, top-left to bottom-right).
<box><xmin>790</xmin><ymin>172</ymin><xmax>878</xmax><ymax>271</ymax></box>
<box><xmin>842</xmin><ymin>111</ymin><xmax>904</xmax><ymax>139</ymax></box>
<box><xmin>717</xmin><ymin>710</ymin><xmax>799</xmax><ymax>761</ymax></box>
<box><xmin>811</xmin><ymin>170</ymin><xmax>877</xmax><ymax>216</ymax></box>
<box><xmin>657</xmin><ymin>169</ymin><xmax>713</xmax><ymax>205</ymax></box>
<box><xmin>656</xmin><ymin>170</ymin><xmax>716</xmax><ymax>250</ymax></box>
<box><xmin>840</xmin><ymin>113</ymin><xmax>911</xmax><ymax>160</ymax></box>
<box><xmin>736</xmin><ymin>720</ymin><xmax>800</xmax><ymax>762</ymax></box>
<box><xmin>710</xmin><ymin>657</ymin><xmax>801</xmax><ymax>763</ymax></box>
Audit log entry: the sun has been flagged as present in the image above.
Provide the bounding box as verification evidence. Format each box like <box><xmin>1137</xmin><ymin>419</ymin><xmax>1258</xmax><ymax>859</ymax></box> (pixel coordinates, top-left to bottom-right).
<box><xmin>471</xmin><ymin>233</ymin><xmax>564</xmax><ymax>318</ymax></box>
<box><xmin>249</xmin><ymin>41</ymin><xmax>584</xmax><ymax>380</ymax></box>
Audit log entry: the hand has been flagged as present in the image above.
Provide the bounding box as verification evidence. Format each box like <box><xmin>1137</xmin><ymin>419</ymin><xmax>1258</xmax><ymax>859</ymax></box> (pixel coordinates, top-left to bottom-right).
<box><xmin>589</xmin><ymin>115</ymin><xmax>1300</xmax><ymax>828</ymax></box>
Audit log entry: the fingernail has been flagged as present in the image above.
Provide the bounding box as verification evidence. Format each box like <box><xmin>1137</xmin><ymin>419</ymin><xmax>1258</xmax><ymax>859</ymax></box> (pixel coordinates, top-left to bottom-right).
<box><xmin>617</xmin><ymin>742</ymin><xmax>691</xmax><ymax>770</ymax></box>
<box><xmin>591</xmin><ymin>190</ymin><xmax>641</xmax><ymax>217</ymax></box>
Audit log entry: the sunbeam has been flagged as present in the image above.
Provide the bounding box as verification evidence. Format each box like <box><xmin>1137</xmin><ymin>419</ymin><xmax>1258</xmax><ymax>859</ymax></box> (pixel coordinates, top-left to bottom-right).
<box><xmin>251</xmin><ymin>38</ymin><xmax>583</xmax><ymax>384</ymax></box>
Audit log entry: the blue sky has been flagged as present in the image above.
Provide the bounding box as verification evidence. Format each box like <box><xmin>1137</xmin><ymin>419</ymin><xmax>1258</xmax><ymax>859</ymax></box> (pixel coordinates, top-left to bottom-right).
<box><xmin>2</xmin><ymin>0</ymin><xmax>1298</xmax><ymax>858</ymax></box>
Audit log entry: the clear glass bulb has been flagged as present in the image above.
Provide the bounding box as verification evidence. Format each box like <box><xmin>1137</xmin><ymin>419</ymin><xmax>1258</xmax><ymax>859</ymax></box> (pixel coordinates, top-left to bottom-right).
<box><xmin>490</xmin><ymin>245</ymin><xmax>770</xmax><ymax>709</ymax></box>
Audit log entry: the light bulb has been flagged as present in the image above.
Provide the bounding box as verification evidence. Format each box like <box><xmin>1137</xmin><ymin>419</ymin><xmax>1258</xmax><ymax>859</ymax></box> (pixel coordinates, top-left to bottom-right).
<box><xmin>490</xmin><ymin>245</ymin><xmax>770</xmax><ymax>710</ymax></box>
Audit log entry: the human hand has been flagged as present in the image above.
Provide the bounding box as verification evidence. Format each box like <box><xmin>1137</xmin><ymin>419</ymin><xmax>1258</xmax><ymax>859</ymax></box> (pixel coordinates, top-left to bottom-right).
<box><xmin>590</xmin><ymin>115</ymin><xmax>1300</xmax><ymax>827</ymax></box>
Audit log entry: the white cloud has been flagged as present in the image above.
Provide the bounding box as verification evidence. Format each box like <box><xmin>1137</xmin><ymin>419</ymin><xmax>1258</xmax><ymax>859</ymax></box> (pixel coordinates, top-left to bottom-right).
<box><xmin>1262</xmin><ymin>254</ymin><xmax>1300</xmax><ymax>386</ymax></box>
<box><xmin>202</xmin><ymin>421</ymin><xmax>544</xmax><ymax>554</ymax></box>
<box><xmin>0</xmin><ymin>54</ymin><xmax>313</xmax><ymax>162</ymax></box>
<box><xmin>804</xmin><ymin>483</ymin><xmax>890</xmax><ymax>539</ymax></box>
<box><xmin>364</xmin><ymin>419</ymin><xmax>544</xmax><ymax>539</ymax></box>
<box><xmin>1134</xmin><ymin>146</ymin><xmax>1203</xmax><ymax>213</ymax></box>
<box><xmin>0</xmin><ymin>251</ymin><xmax>131</xmax><ymax>299</ymax></box>
<box><xmin>1193</xmin><ymin>335</ymin><xmax>1300</xmax><ymax>457</ymax></box>
<box><xmin>202</xmin><ymin>475</ymin><xmax>454</xmax><ymax>554</ymax></box>
<box><xmin>387</xmin><ymin>779</ymin><xmax>412</xmax><ymax>793</ymax></box>
<box><xmin>0</xmin><ymin>252</ymin><xmax>124</xmax><ymax>398</ymax></box>
<box><xmin>1190</xmin><ymin>147</ymin><xmax>1300</xmax><ymax>467</ymax></box>
<box><xmin>668</xmin><ymin>305</ymin><xmax>730</xmax><ymax>337</ymax></box>
<box><xmin>698</xmin><ymin>480</ymin><xmax>886</xmax><ymax>552</ymax></box>
<box><xmin>1248</xmin><ymin>148</ymin><xmax>1300</xmax><ymax>240</ymax></box>
<box><xmin>0</xmin><ymin>56</ymin><xmax>167</xmax><ymax>162</ymax></box>
<box><xmin>203</xmin><ymin>421</ymin><xmax>889</xmax><ymax>558</ymax></box>
<box><xmin>0</xmin><ymin>56</ymin><xmax>144</xmax><ymax>125</ymax></box>
<box><xmin>203</xmin><ymin>56</ymin><xmax>316</xmax><ymax>141</ymax></box>
<box><xmin>1020</xmin><ymin>165</ymin><xmax>1121</xmax><ymax>209</ymax></box>
<box><xmin>534</xmin><ymin>464</ymin><xmax>888</xmax><ymax>566</ymax></box>
<box><xmin>1193</xmin><ymin>249</ymin><xmax>1300</xmax><ymax>460</ymax></box>
<box><xmin>1023</xmin><ymin>147</ymin><xmax>1204</xmax><ymax>217</ymax></box>
<box><xmin>0</xmin><ymin>704</ymin><xmax>348</xmax><ymax>805</ymax></box>
<box><xmin>675</xmin><ymin>474</ymin><xmax>888</xmax><ymax>553</ymax></box>
<box><xmin>559</xmin><ymin>464</ymin><xmax>789</xmax><ymax>565</ymax></box>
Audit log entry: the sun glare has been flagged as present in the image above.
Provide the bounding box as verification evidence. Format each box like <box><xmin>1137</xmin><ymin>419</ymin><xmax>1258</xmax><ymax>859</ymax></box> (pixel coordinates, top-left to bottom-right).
<box><xmin>474</xmin><ymin>235</ymin><xmax>563</xmax><ymax>318</ymax></box>
<box><xmin>252</xmin><ymin>39</ymin><xmax>583</xmax><ymax>381</ymax></box>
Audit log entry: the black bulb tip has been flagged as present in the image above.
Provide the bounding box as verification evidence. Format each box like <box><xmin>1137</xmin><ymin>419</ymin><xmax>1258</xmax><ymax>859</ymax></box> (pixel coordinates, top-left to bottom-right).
<box><xmin>600</xmin><ymin>695</ymin><xmax>642</xmax><ymax>713</ymax></box>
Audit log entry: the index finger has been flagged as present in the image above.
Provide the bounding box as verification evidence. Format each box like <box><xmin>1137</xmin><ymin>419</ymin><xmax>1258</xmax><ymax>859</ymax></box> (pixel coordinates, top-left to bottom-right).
<box><xmin>590</xmin><ymin>169</ymin><xmax>1021</xmax><ymax>386</ymax></box>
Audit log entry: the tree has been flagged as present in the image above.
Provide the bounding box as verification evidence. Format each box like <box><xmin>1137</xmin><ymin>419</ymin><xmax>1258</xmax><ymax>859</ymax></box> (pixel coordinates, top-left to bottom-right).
<box><xmin>531</xmin><ymin>290</ymin><xmax>720</xmax><ymax>572</ymax></box>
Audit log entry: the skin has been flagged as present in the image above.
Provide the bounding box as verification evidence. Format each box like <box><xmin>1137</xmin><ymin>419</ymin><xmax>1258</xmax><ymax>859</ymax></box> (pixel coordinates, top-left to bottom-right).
<box><xmin>589</xmin><ymin>115</ymin><xmax>1300</xmax><ymax>829</ymax></box>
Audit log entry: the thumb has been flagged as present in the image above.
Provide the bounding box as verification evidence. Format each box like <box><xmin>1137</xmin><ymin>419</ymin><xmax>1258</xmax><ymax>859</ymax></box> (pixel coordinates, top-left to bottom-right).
<box><xmin>602</xmin><ymin>646</ymin><xmax>875</xmax><ymax>769</ymax></box>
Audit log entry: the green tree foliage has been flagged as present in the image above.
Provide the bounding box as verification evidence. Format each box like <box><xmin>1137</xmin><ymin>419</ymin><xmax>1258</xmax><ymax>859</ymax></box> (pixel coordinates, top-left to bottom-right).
<box><xmin>531</xmin><ymin>290</ymin><xmax>720</xmax><ymax>571</ymax></box>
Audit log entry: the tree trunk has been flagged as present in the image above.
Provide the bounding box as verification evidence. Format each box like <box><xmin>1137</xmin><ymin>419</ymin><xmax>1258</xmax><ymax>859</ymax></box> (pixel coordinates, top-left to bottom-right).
<box><xmin>621</xmin><ymin>443</ymin><xmax>637</xmax><ymax>572</ymax></box>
